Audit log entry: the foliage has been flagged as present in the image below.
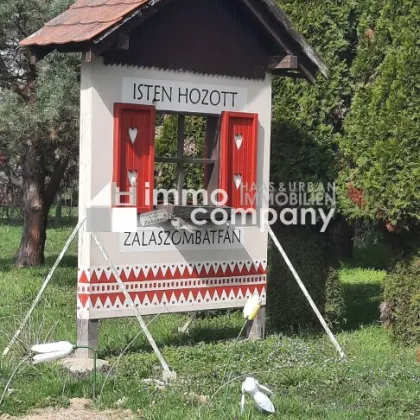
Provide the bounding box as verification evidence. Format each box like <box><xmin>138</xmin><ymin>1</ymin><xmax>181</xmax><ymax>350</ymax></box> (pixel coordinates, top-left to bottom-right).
<box><xmin>0</xmin><ymin>52</ymin><xmax>80</xmax><ymax>183</ymax></box>
<box><xmin>267</xmin><ymin>2</ymin><xmax>362</xmax><ymax>333</ymax></box>
<box><xmin>270</xmin><ymin>1</ymin><xmax>419</xmax><ymax>345</ymax></box>
<box><xmin>271</xmin><ymin>0</ymin><xmax>358</xmax><ymax>186</ymax></box>
<box><xmin>0</xmin><ymin>0</ymin><xmax>80</xmax><ymax>265</ymax></box>
<box><xmin>338</xmin><ymin>0</ymin><xmax>420</xmax><ymax>229</ymax></box>
<box><xmin>383</xmin><ymin>248</ymin><xmax>420</xmax><ymax>344</ymax></box>
<box><xmin>155</xmin><ymin>115</ymin><xmax>206</xmax><ymax>194</ymax></box>
<box><xmin>267</xmin><ymin>224</ymin><xmax>346</xmax><ymax>331</ymax></box>
<box><xmin>1</xmin><ymin>225</ymin><xmax>419</xmax><ymax>419</ymax></box>
<box><xmin>0</xmin><ymin>0</ymin><xmax>80</xmax><ymax>178</ymax></box>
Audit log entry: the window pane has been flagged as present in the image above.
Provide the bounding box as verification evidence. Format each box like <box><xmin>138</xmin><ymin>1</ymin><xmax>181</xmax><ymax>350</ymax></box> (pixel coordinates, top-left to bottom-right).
<box><xmin>155</xmin><ymin>114</ymin><xmax>207</xmax><ymax>202</ymax></box>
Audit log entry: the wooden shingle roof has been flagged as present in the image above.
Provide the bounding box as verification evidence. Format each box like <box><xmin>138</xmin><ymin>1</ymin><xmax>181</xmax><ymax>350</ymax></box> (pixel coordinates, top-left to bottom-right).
<box><xmin>21</xmin><ymin>0</ymin><xmax>149</xmax><ymax>46</ymax></box>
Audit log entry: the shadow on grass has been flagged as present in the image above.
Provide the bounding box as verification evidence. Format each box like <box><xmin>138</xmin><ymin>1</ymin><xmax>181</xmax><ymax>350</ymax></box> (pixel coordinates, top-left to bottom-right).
<box><xmin>342</xmin><ymin>244</ymin><xmax>394</xmax><ymax>271</ymax></box>
<box><xmin>0</xmin><ymin>218</ymin><xmax>78</xmax><ymax>228</ymax></box>
<box><xmin>342</xmin><ymin>281</ymin><xmax>382</xmax><ymax>330</ymax></box>
<box><xmin>100</xmin><ymin>321</ymin><xmax>242</xmax><ymax>358</ymax></box>
<box><xmin>0</xmin><ymin>255</ymin><xmax>77</xmax><ymax>273</ymax></box>
<box><xmin>44</xmin><ymin>254</ymin><xmax>77</xmax><ymax>268</ymax></box>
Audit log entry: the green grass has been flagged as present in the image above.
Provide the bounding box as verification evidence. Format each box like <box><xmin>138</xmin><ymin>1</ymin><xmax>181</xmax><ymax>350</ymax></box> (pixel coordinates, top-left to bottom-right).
<box><xmin>0</xmin><ymin>224</ymin><xmax>419</xmax><ymax>419</ymax></box>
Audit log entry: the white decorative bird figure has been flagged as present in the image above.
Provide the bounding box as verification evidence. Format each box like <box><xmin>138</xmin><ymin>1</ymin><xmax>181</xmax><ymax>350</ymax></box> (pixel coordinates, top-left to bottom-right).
<box><xmin>241</xmin><ymin>377</ymin><xmax>275</xmax><ymax>415</ymax></box>
<box><xmin>31</xmin><ymin>341</ymin><xmax>75</xmax><ymax>364</ymax></box>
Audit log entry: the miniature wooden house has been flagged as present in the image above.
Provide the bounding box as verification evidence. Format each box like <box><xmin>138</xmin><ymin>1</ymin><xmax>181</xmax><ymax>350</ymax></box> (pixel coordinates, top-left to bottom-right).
<box><xmin>21</xmin><ymin>0</ymin><xmax>326</xmax><ymax>351</ymax></box>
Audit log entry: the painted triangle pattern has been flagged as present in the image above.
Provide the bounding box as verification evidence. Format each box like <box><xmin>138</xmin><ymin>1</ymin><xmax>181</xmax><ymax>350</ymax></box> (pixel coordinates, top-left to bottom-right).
<box><xmin>77</xmin><ymin>260</ymin><xmax>267</xmax><ymax>312</ymax></box>
<box><xmin>77</xmin><ymin>283</ymin><xmax>266</xmax><ymax>311</ymax></box>
<box><xmin>77</xmin><ymin>260</ymin><xmax>267</xmax><ymax>284</ymax></box>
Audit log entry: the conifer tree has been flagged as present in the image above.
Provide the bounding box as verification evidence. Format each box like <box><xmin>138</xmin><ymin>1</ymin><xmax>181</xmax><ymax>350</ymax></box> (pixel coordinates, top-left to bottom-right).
<box><xmin>339</xmin><ymin>0</ymin><xmax>420</xmax><ymax>231</ymax></box>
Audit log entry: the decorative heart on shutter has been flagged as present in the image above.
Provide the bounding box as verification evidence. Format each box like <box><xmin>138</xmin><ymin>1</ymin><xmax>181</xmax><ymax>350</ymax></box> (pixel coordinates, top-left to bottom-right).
<box><xmin>234</xmin><ymin>133</ymin><xmax>243</xmax><ymax>149</ymax></box>
<box><xmin>128</xmin><ymin>170</ymin><xmax>138</xmax><ymax>186</ymax></box>
<box><xmin>128</xmin><ymin>127</ymin><xmax>138</xmax><ymax>144</ymax></box>
<box><xmin>234</xmin><ymin>173</ymin><xmax>242</xmax><ymax>189</ymax></box>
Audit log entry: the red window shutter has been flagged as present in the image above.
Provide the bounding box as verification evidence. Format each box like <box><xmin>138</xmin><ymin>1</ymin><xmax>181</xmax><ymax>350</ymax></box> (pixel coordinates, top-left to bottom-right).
<box><xmin>113</xmin><ymin>103</ymin><xmax>155</xmax><ymax>213</ymax></box>
<box><xmin>219</xmin><ymin>111</ymin><xmax>258</xmax><ymax>209</ymax></box>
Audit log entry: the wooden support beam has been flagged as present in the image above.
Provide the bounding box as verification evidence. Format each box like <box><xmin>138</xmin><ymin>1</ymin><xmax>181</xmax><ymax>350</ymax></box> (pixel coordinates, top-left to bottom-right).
<box><xmin>28</xmin><ymin>47</ymin><xmax>54</xmax><ymax>64</ymax></box>
<box><xmin>84</xmin><ymin>49</ymin><xmax>96</xmax><ymax>63</ymax></box>
<box><xmin>268</xmin><ymin>55</ymin><xmax>298</xmax><ymax>70</ymax></box>
<box><xmin>246</xmin><ymin>307</ymin><xmax>266</xmax><ymax>340</ymax></box>
<box><xmin>29</xmin><ymin>50</ymin><xmax>38</xmax><ymax>65</ymax></box>
<box><xmin>242</xmin><ymin>0</ymin><xmax>318</xmax><ymax>83</ymax></box>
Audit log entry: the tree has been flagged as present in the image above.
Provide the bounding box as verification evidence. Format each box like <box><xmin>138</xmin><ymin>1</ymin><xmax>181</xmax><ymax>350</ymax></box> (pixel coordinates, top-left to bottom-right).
<box><xmin>338</xmin><ymin>0</ymin><xmax>420</xmax><ymax>232</ymax></box>
<box><xmin>271</xmin><ymin>0</ymin><xmax>358</xmax><ymax>186</ymax></box>
<box><xmin>270</xmin><ymin>0</ymin><xmax>359</xmax><ymax>257</ymax></box>
<box><xmin>0</xmin><ymin>0</ymin><xmax>79</xmax><ymax>266</ymax></box>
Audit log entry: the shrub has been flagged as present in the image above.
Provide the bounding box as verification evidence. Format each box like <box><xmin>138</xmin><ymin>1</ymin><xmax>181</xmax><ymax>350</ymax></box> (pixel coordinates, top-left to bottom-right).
<box><xmin>338</xmin><ymin>1</ymin><xmax>420</xmax><ymax>230</ymax></box>
<box><xmin>383</xmin><ymin>249</ymin><xmax>420</xmax><ymax>344</ymax></box>
<box><xmin>267</xmin><ymin>224</ymin><xmax>346</xmax><ymax>331</ymax></box>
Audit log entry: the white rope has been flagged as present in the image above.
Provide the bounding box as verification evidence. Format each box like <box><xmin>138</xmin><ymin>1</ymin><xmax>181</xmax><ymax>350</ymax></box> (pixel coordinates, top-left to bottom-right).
<box><xmin>268</xmin><ymin>226</ymin><xmax>345</xmax><ymax>359</ymax></box>
<box><xmin>2</xmin><ymin>219</ymin><xmax>85</xmax><ymax>357</ymax></box>
<box><xmin>91</xmin><ymin>232</ymin><xmax>171</xmax><ymax>372</ymax></box>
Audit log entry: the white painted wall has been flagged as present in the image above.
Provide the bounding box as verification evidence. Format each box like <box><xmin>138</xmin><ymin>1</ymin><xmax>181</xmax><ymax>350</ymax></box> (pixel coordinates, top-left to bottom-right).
<box><xmin>77</xmin><ymin>57</ymin><xmax>272</xmax><ymax>318</ymax></box>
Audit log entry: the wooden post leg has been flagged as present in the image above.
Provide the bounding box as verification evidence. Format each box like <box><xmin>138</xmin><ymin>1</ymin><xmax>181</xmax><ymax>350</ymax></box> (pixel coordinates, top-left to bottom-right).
<box><xmin>246</xmin><ymin>306</ymin><xmax>266</xmax><ymax>340</ymax></box>
<box><xmin>76</xmin><ymin>319</ymin><xmax>99</xmax><ymax>358</ymax></box>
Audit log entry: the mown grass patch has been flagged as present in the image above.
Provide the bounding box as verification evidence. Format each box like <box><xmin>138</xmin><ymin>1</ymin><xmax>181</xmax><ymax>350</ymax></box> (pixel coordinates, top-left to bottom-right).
<box><xmin>0</xmin><ymin>225</ymin><xmax>419</xmax><ymax>419</ymax></box>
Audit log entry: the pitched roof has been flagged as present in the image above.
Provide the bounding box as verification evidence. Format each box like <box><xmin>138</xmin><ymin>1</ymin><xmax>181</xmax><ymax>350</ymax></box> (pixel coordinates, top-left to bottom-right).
<box><xmin>20</xmin><ymin>0</ymin><xmax>328</xmax><ymax>80</ymax></box>
<box><xmin>21</xmin><ymin>0</ymin><xmax>148</xmax><ymax>46</ymax></box>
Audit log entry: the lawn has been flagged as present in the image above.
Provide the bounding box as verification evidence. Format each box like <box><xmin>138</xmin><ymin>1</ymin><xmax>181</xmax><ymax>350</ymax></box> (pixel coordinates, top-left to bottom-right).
<box><xmin>0</xmin><ymin>223</ymin><xmax>419</xmax><ymax>419</ymax></box>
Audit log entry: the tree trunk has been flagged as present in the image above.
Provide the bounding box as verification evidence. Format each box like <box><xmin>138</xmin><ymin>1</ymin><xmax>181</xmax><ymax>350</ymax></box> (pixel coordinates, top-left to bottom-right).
<box><xmin>327</xmin><ymin>215</ymin><xmax>355</xmax><ymax>260</ymax></box>
<box><xmin>15</xmin><ymin>141</ymin><xmax>46</xmax><ymax>267</ymax></box>
<box><xmin>43</xmin><ymin>156</ymin><xmax>70</xmax><ymax>230</ymax></box>
<box><xmin>14</xmin><ymin>148</ymin><xmax>70</xmax><ymax>267</ymax></box>
<box><xmin>55</xmin><ymin>191</ymin><xmax>62</xmax><ymax>228</ymax></box>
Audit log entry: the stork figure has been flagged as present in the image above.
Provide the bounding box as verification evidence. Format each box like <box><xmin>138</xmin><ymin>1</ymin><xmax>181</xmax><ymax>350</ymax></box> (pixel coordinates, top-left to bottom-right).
<box><xmin>241</xmin><ymin>377</ymin><xmax>275</xmax><ymax>415</ymax></box>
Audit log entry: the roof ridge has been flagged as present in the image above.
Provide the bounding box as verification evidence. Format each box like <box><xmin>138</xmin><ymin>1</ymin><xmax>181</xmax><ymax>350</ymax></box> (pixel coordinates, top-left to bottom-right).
<box><xmin>71</xmin><ymin>1</ymin><xmax>146</xmax><ymax>9</ymax></box>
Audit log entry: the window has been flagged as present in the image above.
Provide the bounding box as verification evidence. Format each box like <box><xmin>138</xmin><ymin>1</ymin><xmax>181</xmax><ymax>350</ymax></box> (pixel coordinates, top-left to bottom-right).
<box><xmin>154</xmin><ymin>114</ymin><xmax>219</xmax><ymax>205</ymax></box>
<box><xmin>113</xmin><ymin>104</ymin><xmax>258</xmax><ymax>212</ymax></box>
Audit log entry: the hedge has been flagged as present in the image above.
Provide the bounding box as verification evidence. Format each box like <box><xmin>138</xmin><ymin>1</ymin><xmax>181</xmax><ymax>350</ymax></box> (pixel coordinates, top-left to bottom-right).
<box><xmin>383</xmin><ymin>249</ymin><xmax>420</xmax><ymax>344</ymax></box>
<box><xmin>267</xmin><ymin>223</ymin><xmax>346</xmax><ymax>331</ymax></box>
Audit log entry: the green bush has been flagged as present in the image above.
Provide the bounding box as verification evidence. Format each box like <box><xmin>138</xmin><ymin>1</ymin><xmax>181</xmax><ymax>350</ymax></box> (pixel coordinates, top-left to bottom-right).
<box><xmin>267</xmin><ymin>224</ymin><xmax>346</xmax><ymax>331</ymax></box>
<box><xmin>338</xmin><ymin>1</ymin><xmax>420</xmax><ymax>229</ymax></box>
<box><xmin>383</xmin><ymin>250</ymin><xmax>420</xmax><ymax>344</ymax></box>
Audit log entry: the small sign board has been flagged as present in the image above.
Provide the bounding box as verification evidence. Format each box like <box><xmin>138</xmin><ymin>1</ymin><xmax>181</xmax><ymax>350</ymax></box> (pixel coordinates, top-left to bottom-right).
<box><xmin>123</xmin><ymin>77</ymin><xmax>247</xmax><ymax>114</ymax></box>
<box><xmin>139</xmin><ymin>209</ymin><xmax>170</xmax><ymax>227</ymax></box>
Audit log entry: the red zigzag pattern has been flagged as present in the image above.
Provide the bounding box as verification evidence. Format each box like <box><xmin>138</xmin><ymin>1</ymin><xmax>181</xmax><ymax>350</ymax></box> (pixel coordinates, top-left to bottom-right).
<box><xmin>78</xmin><ymin>284</ymin><xmax>266</xmax><ymax>309</ymax></box>
<box><xmin>78</xmin><ymin>261</ymin><xmax>267</xmax><ymax>283</ymax></box>
<box><xmin>77</xmin><ymin>261</ymin><xmax>267</xmax><ymax>309</ymax></box>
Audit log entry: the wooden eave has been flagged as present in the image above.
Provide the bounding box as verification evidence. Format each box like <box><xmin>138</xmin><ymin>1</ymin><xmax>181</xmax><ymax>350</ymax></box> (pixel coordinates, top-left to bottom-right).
<box><xmin>23</xmin><ymin>0</ymin><xmax>328</xmax><ymax>83</ymax></box>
